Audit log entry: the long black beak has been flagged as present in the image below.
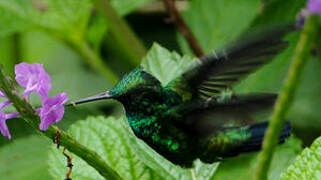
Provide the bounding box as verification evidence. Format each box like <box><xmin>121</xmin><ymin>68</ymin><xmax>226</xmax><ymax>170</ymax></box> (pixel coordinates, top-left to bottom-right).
<box><xmin>67</xmin><ymin>91</ymin><xmax>112</xmax><ymax>107</ymax></box>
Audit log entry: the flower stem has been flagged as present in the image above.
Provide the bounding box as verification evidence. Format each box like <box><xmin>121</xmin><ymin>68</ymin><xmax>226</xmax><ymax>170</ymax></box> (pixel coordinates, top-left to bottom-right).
<box><xmin>92</xmin><ymin>0</ymin><xmax>147</xmax><ymax>65</ymax></box>
<box><xmin>161</xmin><ymin>0</ymin><xmax>204</xmax><ymax>58</ymax></box>
<box><xmin>0</xmin><ymin>66</ymin><xmax>122</xmax><ymax>180</ymax></box>
<box><xmin>254</xmin><ymin>15</ymin><xmax>318</xmax><ymax>180</ymax></box>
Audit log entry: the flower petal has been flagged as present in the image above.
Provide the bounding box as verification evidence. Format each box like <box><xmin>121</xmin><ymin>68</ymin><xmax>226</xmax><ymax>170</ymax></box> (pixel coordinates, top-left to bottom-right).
<box><xmin>39</xmin><ymin>92</ymin><xmax>68</xmax><ymax>130</ymax></box>
<box><xmin>307</xmin><ymin>0</ymin><xmax>321</xmax><ymax>15</ymax></box>
<box><xmin>0</xmin><ymin>101</ymin><xmax>11</xmax><ymax>109</ymax></box>
<box><xmin>0</xmin><ymin>90</ymin><xmax>5</xmax><ymax>98</ymax></box>
<box><xmin>0</xmin><ymin>111</ymin><xmax>14</xmax><ymax>139</ymax></box>
<box><xmin>15</xmin><ymin>62</ymin><xmax>52</xmax><ymax>99</ymax></box>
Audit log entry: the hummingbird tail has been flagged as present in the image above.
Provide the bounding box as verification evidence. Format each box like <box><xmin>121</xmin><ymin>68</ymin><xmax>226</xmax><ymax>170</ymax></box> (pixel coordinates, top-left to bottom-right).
<box><xmin>199</xmin><ymin>121</ymin><xmax>291</xmax><ymax>163</ymax></box>
<box><xmin>236</xmin><ymin>121</ymin><xmax>291</xmax><ymax>153</ymax></box>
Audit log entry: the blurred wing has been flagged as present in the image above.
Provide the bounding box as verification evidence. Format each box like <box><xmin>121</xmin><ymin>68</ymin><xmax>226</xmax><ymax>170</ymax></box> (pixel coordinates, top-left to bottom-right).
<box><xmin>172</xmin><ymin>93</ymin><xmax>277</xmax><ymax>136</ymax></box>
<box><xmin>169</xmin><ymin>24</ymin><xmax>294</xmax><ymax>99</ymax></box>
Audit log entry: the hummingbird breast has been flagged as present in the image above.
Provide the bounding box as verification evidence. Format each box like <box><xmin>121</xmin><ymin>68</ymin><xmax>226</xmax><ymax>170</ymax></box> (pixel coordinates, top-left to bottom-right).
<box><xmin>120</xmin><ymin>89</ymin><xmax>198</xmax><ymax>167</ymax></box>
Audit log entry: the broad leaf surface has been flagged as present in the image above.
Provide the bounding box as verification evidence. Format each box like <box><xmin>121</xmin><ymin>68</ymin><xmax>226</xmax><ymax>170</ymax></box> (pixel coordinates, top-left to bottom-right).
<box><xmin>0</xmin><ymin>135</ymin><xmax>52</xmax><ymax>180</ymax></box>
<box><xmin>141</xmin><ymin>43</ymin><xmax>198</xmax><ymax>86</ymax></box>
<box><xmin>280</xmin><ymin>136</ymin><xmax>321</xmax><ymax>179</ymax></box>
<box><xmin>179</xmin><ymin>0</ymin><xmax>261</xmax><ymax>54</ymax></box>
<box><xmin>0</xmin><ymin>0</ymin><xmax>152</xmax><ymax>39</ymax></box>
<box><xmin>0</xmin><ymin>0</ymin><xmax>92</xmax><ymax>39</ymax></box>
<box><xmin>48</xmin><ymin>116</ymin><xmax>161</xmax><ymax>180</ymax></box>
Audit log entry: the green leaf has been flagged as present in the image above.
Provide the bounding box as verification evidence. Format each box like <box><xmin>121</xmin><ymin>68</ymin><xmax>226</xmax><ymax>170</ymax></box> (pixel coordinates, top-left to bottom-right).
<box><xmin>213</xmin><ymin>136</ymin><xmax>302</xmax><ymax>180</ymax></box>
<box><xmin>121</xmin><ymin>117</ymin><xmax>219</xmax><ymax>180</ymax></box>
<box><xmin>179</xmin><ymin>0</ymin><xmax>261</xmax><ymax>54</ymax></box>
<box><xmin>251</xmin><ymin>0</ymin><xmax>306</xmax><ymax>28</ymax></box>
<box><xmin>280</xmin><ymin>136</ymin><xmax>321</xmax><ymax>179</ymax></box>
<box><xmin>0</xmin><ymin>0</ymin><xmax>153</xmax><ymax>39</ymax></box>
<box><xmin>48</xmin><ymin>116</ymin><xmax>161</xmax><ymax>180</ymax></box>
<box><xmin>0</xmin><ymin>135</ymin><xmax>52</xmax><ymax>180</ymax></box>
<box><xmin>110</xmin><ymin>0</ymin><xmax>155</xmax><ymax>16</ymax></box>
<box><xmin>0</xmin><ymin>0</ymin><xmax>92</xmax><ymax>39</ymax></box>
<box><xmin>141</xmin><ymin>43</ymin><xmax>198</xmax><ymax>86</ymax></box>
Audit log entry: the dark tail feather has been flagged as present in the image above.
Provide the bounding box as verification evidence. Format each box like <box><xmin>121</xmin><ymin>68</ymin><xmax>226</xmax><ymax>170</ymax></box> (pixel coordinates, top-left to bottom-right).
<box><xmin>199</xmin><ymin>121</ymin><xmax>291</xmax><ymax>163</ymax></box>
<box><xmin>237</xmin><ymin>121</ymin><xmax>291</xmax><ymax>153</ymax></box>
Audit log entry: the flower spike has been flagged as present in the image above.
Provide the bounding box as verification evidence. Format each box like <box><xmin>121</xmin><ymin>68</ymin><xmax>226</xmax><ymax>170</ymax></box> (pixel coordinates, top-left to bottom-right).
<box><xmin>39</xmin><ymin>92</ymin><xmax>68</xmax><ymax>131</ymax></box>
<box><xmin>15</xmin><ymin>63</ymin><xmax>52</xmax><ymax>99</ymax></box>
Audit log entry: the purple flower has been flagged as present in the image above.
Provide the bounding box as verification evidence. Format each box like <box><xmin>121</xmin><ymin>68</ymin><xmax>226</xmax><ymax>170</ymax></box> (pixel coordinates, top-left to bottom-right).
<box><xmin>0</xmin><ymin>90</ymin><xmax>5</xmax><ymax>98</ymax></box>
<box><xmin>0</xmin><ymin>101</ymin><xmax>11</xmax><ymax>109</ymax></box>
<box><xmin>0</xmin><ymin>110</ymin><xmax>11</xmax><ymax>139</ymax></box>
<box><xmin>0</xmin><ymin>91</ymin><xmax>11</xmax><ymax>109</ymax></box>
<box><xmin>0</xmin><ymin>110</ymin><xmax>19</xmax><ymax>139</ymax></box>
<box><xmin>0</xmin><ymin>62</ymin><xmax>68</xmax><ymax>139</ymax></box>
<box><xmin>39</xmin><ymin>92</ymin><xmax>68</xmax><ymax>131</ymax></box>
<box><xmin>307</xmin><ymin>0</ymin><xmax>321</xmax><ymax>15</ymax></box>
<box><xmin>15</xmin><ymin>63</ymin><xmax>51</xmax><ymax>99</ymax></box>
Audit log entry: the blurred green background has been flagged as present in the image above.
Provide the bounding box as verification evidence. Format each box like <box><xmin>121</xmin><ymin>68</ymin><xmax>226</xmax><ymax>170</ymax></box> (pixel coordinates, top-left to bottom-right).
<box><xmin>0</xmin><ymin>0</ymin><xmax>320</xmax><ymax>179</ymax></box>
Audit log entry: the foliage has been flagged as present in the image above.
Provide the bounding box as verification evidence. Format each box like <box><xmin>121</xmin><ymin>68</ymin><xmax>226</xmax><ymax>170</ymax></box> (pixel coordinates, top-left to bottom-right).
<box><xmin>141</xmin><ymin>43</ymin><xmax>198</xmax><ymax>86</ymax></box>
<box><xmin>0</xmin><ymin>0</ymin><xmax>92</xmax><ymax>40</ymax></box>
<box><xmin>0</xmin><ymin>0</ymin><xmax>321</xmax><ymax>179</ymax></box>
<box><xmin>179</xmin><ymin>0</ymin><xmax>261</xmax><ymax>54</ymax></box>
<box><xmin>280</xmin><ymin>136</ymin><xmax>321</xmax><ymax>179</ymax></box>
<box><xmin>49</xmin><ymin>116</ymin><xmax>160</xmax><ymax>180</ymax></box>
<box><xmin>0</xmin><ymin>135</ymin><xmax>52</xmax><ymax>179</ymax></box>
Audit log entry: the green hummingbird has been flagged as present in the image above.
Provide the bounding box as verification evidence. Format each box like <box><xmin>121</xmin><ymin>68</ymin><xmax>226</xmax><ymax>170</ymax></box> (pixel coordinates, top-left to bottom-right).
<box><xmin>70</xmin><ymin>24</ymin><xmax>293</xmax><ymax>167</ymax></box>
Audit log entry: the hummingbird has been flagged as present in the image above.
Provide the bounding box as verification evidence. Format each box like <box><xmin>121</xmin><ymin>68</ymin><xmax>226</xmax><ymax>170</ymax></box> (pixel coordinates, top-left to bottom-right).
<box><xmin>70</xmin><ymin>24</ymin><xmax>293</xmax><ymax>167</ymax></box>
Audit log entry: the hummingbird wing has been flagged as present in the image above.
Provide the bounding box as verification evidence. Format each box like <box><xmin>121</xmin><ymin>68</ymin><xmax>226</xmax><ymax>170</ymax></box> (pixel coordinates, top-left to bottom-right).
<box><xmin>170</xmin><ymin>93</ymin><xmax>277</xmax><ymax>137</ymax></box>
<box><xmin>167</xmin><ymin>24</ymin><xmax>294</xmax><ymax>100</ymax></box>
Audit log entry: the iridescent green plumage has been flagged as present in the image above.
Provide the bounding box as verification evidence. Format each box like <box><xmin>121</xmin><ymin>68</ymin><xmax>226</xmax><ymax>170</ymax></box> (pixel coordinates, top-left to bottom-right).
<box><xmin>71</xmin><ymin>24</ymin><xmax>293</xmax><ymax>167</ymax></box>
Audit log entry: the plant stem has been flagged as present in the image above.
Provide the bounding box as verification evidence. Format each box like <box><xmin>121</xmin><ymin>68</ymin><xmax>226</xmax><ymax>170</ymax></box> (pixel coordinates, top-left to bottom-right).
<box><xmin>0</xmin><ymin>66</ymin><xmax>122</xmax><ymax>180</ymax></box>
<box><xmin>254</xmin><ymin>15</ymin><xmax>318</xmax><ymax>180</ymax></box>
<box><xmin>71</xmin><ymin>39</ymin><xmax>119</xmax><ymax>84</ymax></box>
<box><xmin>161</xmin><ymin>0</ymin><xmax>204</xmax><ymax>58</ymax></box>
<box><xmin>92</xmin><ymin>0</ymin><xmax>147</xmax><ymax>65</ymax></box>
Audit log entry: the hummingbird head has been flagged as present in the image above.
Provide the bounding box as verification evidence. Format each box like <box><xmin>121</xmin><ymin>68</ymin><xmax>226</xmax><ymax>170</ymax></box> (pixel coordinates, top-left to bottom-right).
<box><xmin>68</xmin><ymin>67</ymin><xmax>161</xmax><ymax>106</ymax></box>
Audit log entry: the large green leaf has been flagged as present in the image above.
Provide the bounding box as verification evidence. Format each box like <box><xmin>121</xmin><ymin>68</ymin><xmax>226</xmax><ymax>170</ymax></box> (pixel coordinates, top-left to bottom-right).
<box><xmin>141</xmin><ymin>43</ymin><xmax>198</xmax><ymax>86</ymax></box>
<box><xmin>0</xmin><ymin>0</ymin><xmax>92</xmax><ymax>39</ymax></box>
<box><xmin>0</xmin><ymin>135</ymin><xmax>52</xmax><ymax>180</ymax></box>
<box><xmin>48</xmin><ymin>116</ymin><xmax>161</xmax><ymax>180</ymax></box>
<box><xmin>0</xmin><ymin>0</ymin><xmax>152</xmax><ymax>39</ymax></box>
<box><xmin>213</xmin><ymin>136</ymin><xmax>302</xmax><ymax>180</ymax></box>
<box><xmin>280</xmin><ymin>136</ymin><xmax>321</xmax><ymax>179</ymax></box>
<box><xmin>251</xmin><ymin>0</ymin><xmax>306</xmax><ymax>28</ymax></box>
<box><xmin>179</xmin><ymin>0</ymin><xmax>261</xmax><ymax>54</ymax></box>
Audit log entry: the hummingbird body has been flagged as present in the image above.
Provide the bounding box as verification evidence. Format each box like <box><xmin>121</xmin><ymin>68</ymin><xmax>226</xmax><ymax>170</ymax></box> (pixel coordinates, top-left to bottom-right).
<box><xmin>110</xmin><ymin>68</ymin><xmax>197</xmax><ymax>166</ymax></box>
<box><xmin>71</xmin><ymin>24</ymin><xmax>294</xmax><ymax>167</ymax></box>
